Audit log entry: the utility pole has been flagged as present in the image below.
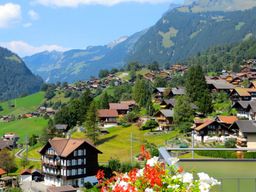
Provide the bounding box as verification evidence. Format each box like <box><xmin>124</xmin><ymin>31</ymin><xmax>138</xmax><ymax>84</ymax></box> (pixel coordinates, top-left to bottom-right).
<box><xmin>192</xmin><ymin>130</ymin><xmax>194</xmax><ymax>159</ymax></box>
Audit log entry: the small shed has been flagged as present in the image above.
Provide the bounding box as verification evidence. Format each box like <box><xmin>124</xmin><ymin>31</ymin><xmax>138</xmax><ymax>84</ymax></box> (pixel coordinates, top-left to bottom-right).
<box><xmin>20</xmin><ymin>169</ymin><xmax>32</xmax><ymax>182</ymax></box>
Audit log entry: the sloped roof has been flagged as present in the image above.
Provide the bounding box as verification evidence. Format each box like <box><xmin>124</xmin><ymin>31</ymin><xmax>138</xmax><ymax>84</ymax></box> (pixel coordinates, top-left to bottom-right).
<box><xmin>195</xmin><ymin>119</ymin><xmax>215</xmax><ymax>131</ymax></box>
<box><xmin>231</xmin><ymin>120</ymin><xmax>256</xmax><ymax>133</ymax></box>
<box><xmin>20</xmin><ymin>169</ymin><xmax>32</xmax><ymax>175</ymax></box>
<box><xmin>98</xmin><ymin>109</ymin><xmax>118</xmax><ymax>118</ymax></box>
<box><xmin>155</xmin><ymin>87</ymin><xmax>166</xmax><ymax>93</ymax></box>
<box><xmin>232</xmin><ymin>101</ymin><xmax>251</xmax><ymax>109</ymax></box>
<box><xmin>155</xmin><ymin>110</ymin><xmax>174</xmax><ymax>118</ymax></box>
<box><xmin>109</xmin><ymin>103</ymin><xmax>129</xmax><ymax>110</ymax></box>
<box><xmin>0</xmin><ymin>168</ymin><xmax>6</xmax><ymax>175</ymax></box>
<box><xmin>171</xmin><ymin>87</ymin><xmax>185</xmax><ymax>95</ymax></box>
<box><xmin>40</xmin><ymin>137</ymin><xmax>102</xmax><ymax>157</ymax></box>
<box><xmin>217</xmin><ymin>116</ymin><xmax>238</xmax><ymax>125</ymax></box>
<box><xmin>55</xmin><ymin>124</ymin><xmax>68</xmax><ymax>130</ymax></box>
<box><xmin>120</xmin><ymin>100</ymin><xmax>136</xmax><ymax>106</ymax></box>
<box><xmin>207</xmin><ymin>79</ymin><xmax>235</xmax><ymax>89</ymax></box>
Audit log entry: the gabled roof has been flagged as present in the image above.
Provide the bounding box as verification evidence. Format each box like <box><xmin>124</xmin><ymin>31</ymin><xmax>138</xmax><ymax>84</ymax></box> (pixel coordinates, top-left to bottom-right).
<box><xmin>195</xmin><ymin>119</ymin><xmax>215</xmax><ymax>131</ymax></box>
<box><xmin>207</xmin><ymin>79</ymin><xmax>235</xmax><ymax>89</ymax></box>
<box><xmin>40</xmin><ymin>138</ymin><xmax>102</xmax><ymax>157</ymax></box>
<box><xmin>249</xmin><ymin>81</ymin><xmax>256</xmax><ymax>88</ymax></box>
<box><xmin>97</xmin><ymin>109</ymin><xmax>118</xmax><ymax>118</ymax></box>
<box><xmin>0</xmin><ymin>140</ymin><xmax>12</xmax><ymax>150</ymax></box>
<box><xmin>109</xmin><ymin>103</ymin><xmax>129</xmax><ymax>110</ymax></box>
<box><xmin>20</xmin><ymin>169</ymin><xmax>32</xmax><ymax>175</ymax></box>
<box><xmin>171</xmin><ymin>87</ymin><xmax>185</xmax><ymax>95</ymax></box>
<box><xmin>0</xmin><ymin>168</ymin><xmax>6</xmax><ymax>175</ymax></box>
<box><xmin>155</xmin><ymin>87</ymin><xmax>166</xmax><ymax>93</ymax></box>
<box><xmin>230</xmin><ymin>120</ymin><xmax>256</xmax><ymax>133</ymax></box>
<box><xmin>232</xmin><ymin>101</ymin><xmax>251</xmax><ymax>109</ymax></box>
<box><xmin>155</xmin><ymin>110</ymin><xmax>173</xmax><ymax>118</ymax></box>
<box><xmin>120</xmin><ymin>100</ymin><xmax>136</xmax><ymax>106</ymax></box>
<box><xmin>232</xmin><ymin>88</ymin><xmax>256</xmax><ymax>97</ymax></box>
<box><xmin>216</xmin><ymin>116</ymin><xmax>238</xmax><ymax>125</ymax></box>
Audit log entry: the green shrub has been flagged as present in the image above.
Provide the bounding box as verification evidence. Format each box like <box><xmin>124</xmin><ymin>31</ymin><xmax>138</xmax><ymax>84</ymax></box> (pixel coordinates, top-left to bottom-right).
<box><xmin>196</xmin><ymin>150</ymin><xmax>236</xmax><ymax>159</ymax></box>
<box><xmin>224</xmin><ymin>138</ymin><xmax>236</xmax><ymax>148</ymax></box>
<box><xmin>141</xmin><ymin>119</ymin><xmax>159</xmax><ymax>131</ymax></box>
<box><xmin>244</xmin><ymin>152</ymin><xmax>256</xmax><ymax>159</ymax></box>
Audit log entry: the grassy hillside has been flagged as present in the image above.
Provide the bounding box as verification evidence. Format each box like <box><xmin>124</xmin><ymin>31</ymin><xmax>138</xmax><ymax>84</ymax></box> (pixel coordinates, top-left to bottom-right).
<box><xmin>72</xmin><ymin>125</ymin><xmax>179</xmax><ymax>163</ymax></box>
<box><xmin>0</xmin><ymin>117</ymin><xmax>48</xmax><ymax>143</ymax></box>
<box><xmin>0</xmin><ymin>92</ymin><xmax>45</xmax><ymax>116</ymax></box>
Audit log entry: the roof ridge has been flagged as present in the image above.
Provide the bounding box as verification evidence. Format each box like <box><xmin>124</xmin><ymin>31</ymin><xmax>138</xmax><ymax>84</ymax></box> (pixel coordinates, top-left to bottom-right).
<box><xmin>60</xmin><ymin>138</ymin><xmax>70</xmax><ymax>156</ymax></box>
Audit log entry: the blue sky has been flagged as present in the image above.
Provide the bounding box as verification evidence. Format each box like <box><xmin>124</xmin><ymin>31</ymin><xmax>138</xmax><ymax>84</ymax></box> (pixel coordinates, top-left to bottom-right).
<box><xmin>0</xmin><ymin>0</ymin><xmax>184</xmax><ymax>56</ymax></box>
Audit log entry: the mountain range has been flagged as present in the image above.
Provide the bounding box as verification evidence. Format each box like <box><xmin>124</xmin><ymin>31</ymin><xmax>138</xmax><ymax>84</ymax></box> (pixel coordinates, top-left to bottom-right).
<box><xmin>0</xmin><ymin>47</ymin><xmax>43</xmax><ymax>101</ymax></box>
<box><xmin>24</xmin><ymin>0</ymin><xmax>256</xmax><ymax>83</ymax></box>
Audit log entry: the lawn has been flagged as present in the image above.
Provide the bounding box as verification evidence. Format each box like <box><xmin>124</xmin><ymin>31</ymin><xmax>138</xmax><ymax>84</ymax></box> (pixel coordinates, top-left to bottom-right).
<box><xmin>0</xmin><ymin>92</ymin><xmax>45</xmax><ymax>116</ymax></box>
<box><xmin>95</xmin><ymin>125</ymin><xmax>179</xmax><ymax>163</ymax></box>
<box><xmin>180</xmin><ymin>161</ymin><xmax>256</xmax><ymax>192</ymax></box>
<box><xmin>0</xmin><ymin>117</ymin><xmax>48</xmax><ymax>143</ymax></box>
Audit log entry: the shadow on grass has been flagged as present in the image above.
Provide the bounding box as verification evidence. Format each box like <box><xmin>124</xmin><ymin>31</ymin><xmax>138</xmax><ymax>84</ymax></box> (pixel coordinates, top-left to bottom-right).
<box><xmin>97</xmin><ymin>135</ymin><xmax>117</xmax><ymax>145</ymax></box>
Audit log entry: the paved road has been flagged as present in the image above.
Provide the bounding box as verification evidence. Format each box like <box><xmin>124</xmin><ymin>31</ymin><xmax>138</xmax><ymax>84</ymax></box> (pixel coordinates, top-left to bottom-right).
<box><xmin>20</xmin><ymin>181</ymin><xmax>47</xmax><ymax>192</ymax></box>
<box><xmin>15</xmin><ymin>148</ymin><xmax>41</xmax><ymax>162</ymax></box>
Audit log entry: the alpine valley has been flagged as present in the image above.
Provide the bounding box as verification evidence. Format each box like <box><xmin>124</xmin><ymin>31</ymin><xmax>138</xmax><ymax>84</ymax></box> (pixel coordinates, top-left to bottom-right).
<box><xmin>24</xmin><ymin>0</ymin><xmax>256</xmax><ymax>83</ymax></box>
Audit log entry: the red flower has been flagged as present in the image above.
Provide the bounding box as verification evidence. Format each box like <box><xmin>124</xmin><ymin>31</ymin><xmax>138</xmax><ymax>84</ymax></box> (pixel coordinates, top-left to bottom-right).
<box><xmin>96</xmin><ymin>170</ymin><xmax>105</xmax><ymax>181</ymax></box>
<box><xmin>178</xmin><ymin>166</ymin><xmax>184</xmax><ymax>173</ymax></box>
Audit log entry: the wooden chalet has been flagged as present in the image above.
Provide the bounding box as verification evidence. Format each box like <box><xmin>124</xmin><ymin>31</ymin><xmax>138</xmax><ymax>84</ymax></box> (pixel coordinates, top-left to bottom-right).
<box><xmin>40</xmin><ymin>138</ymin><xmax>102</xmax><ymax>187</ymax></box>
<box><xmin>194</xmin><ymin>119</ymin><xmax>233</xmax><ymax>142</ymax></box>
<box><xmin>229</xmin><ymin>88</ymin><xmax>256</xmax><ymax>102</ymax></box>
<box><xmin>229</xmin><ymin>120</ymin><xmax>256</xmax><ymax>148</ymax></box>
<box><xmin>154</xmin><ymin>110</ymin><xmax>173</xmax><ymax>131</ymax></box>
<box><xmin>97</xmin><ymin>109</ymin><xmax>118</xmax><ymax>128</ymax></box>
<box><xmin>206</xmin><ymin>78</ymin><xmax>235</xmax><ymax>93</ymax></box>
<box><xmin>144</xmin><ymin>72</ymin><xmax>155</xmax><ymax>81</ymax></box>
<box><xmin>109</xmin><ymin>103</ymin><xmax>130</xmax><ymax>115</ymax></box>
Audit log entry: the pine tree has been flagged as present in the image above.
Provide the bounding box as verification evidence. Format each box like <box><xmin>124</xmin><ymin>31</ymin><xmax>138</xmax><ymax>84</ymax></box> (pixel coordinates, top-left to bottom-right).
<box><xmin>100</xmin><ymin>92</ymin><xmax>110</xmax><ymax>109</ymax></box>
<box><xmin>173</xmin><ymin>95</ymin><xmax>194</xmax><ymax>133</ymax></box>
<box><xmin>185</xmin><ymin>65</ymin><xmax>212</xmax><ymax>115</ymax></box>
<box><xmin>85</xmin><ymin>102</ymin><xmax>99</xmax><ymax>144</ymax></box>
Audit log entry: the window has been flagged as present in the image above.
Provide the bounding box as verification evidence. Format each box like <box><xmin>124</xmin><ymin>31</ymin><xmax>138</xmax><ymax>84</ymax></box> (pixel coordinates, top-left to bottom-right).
<box><xmin>84</xmin><ymin>168</ymin><xmax>86</xmax><ymax>174</ymax></box>
<box><xmin>78</xmin><ymin>149</ymin><xmax>83</xmax><ymax>156</ymax></box>
<box><xmin>84</xmin><ymin>149</ymin><xmax>86</xmax><ymax>156</ymax></box>
<box><xmin>74</xmin><ymin>150</ymin><xmax>78</xmax><ymax>157</ymax></box>
<box><xmin>72</xmin><ymin>159</ymin><xmax>77</xmax><ymax>166</ymax></box>
<box><xmin>84</xmin><ymin>158</ymin><xmax>86</xmax><ymax>165</ymax></box>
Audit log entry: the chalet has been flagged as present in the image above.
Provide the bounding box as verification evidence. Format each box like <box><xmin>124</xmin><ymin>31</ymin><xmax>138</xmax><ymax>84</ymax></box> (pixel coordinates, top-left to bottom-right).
<box><xmin>97</xmin><ymin>109</ymin><xmax>118</xmax><ymax>128</ymax></box>
<box><xmin>120</xmin><ymin>100</ymin><xmax>137</xmax><ymax>110</ymax></box>
<box><xmin>169</xmin><ymin>64</ymin><xmax>187</xmax><ymax>73</ymax></box>
<box><xmin>109</xmin><ymin>103</ymin><xmax>129</xmax><ymax>115</ymax></box>
<box><xmin>169</xmin><ymin>87</ymin><xmax>185</xmax><ymax>98</ymax></box>
<box><xmin>3</xmin><ymin>133</ymin><xmax>19</xmax><ymax>148</ymax></box>
<box><xmin>230</xmin><ymin>88</ymin><xmax>256</xmax><ymax>102</ymax></box>
<box><xmin>215</xmin><ymin>116</ymin><xmax>238</xmax><ymax>128</ymax></box>
<box><xmin>194</xmin><ymin>119</ymin><xmax>232</xmax><ymax>142</ymax></box>
<box><xmin>206</xmin><ymin>79</ymin><xmax>235</xmax><ymax>93</ymax></box>
<box><xmin>159</xmin><ymin>99</ymin><xmax>175</xmax><ymax>109</ymax></box>
<box><xmin>232</xmin><ymin>101</ymin><xmax>251</xmax><ymax>119</ymax></box>
<box><xmin>240</xmin><ymin>66</ymin><xmax>256</xmax><ymax>73</ymax></box>
<box><xmin>47</xmin><ymin>185</ymin><xmax>77</xmax><ymax>192</ymax></box>
<box><xmin>55</xmin><ymin>124</ymin><xmax>68</xmax><ymax>132</ymax></box>
<box><xmin>229</xmin><ymin>120</ymin><xmax>256</xmax><ymax>148</ymax></box>
<box><xmin>154</xmin><ymin>110</ymin><xmax>173</xmax><ymax>131</ymax></box>
<box><xmin>158</xmin><ymin>71</ymin><xmax>170</xmax><ymax>79</ymax></box>
<box><xmin>144</xmin><ymin>72</ymin><xmax>155</xmax><ymax>81</ymax></box>
<box><xmin>40</xmin><ymin>138</ymin><xmax>102</xmax><ymax>187</ymax></box>
<box><xmin>153</xmin><ymin>88</ymin><xmax>167</xmax><ymax>102</ymax></box>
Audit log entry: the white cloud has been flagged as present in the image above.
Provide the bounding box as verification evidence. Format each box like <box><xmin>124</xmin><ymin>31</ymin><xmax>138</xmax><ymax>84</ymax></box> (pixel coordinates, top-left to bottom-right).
<box><xmin>0</xmin><ymin>41</ymin><xmax>68</xmax><ymax>57</ymax></box>
<box><xmin>0</xmin><ymin>3</ymin><xmax>21</xmax><ymax>28</ymax></box>
<box><xmin>28</xmin><ymin>10</ymin><xmax>39</xmax><ymax>20</ymax></box>
<box><xmin>34</xmin><ymin>0</ymin><xmax>173</xmax><ymax>7</ymax></box>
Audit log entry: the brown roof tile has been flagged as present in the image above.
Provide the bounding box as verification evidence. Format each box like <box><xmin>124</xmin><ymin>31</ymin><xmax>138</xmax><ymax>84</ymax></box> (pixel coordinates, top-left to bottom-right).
<box><xmin>44</xmin><ymin>138</ymin><xmax>102</xmax><ymax>157</ymax></box>
<box><xmin>109</xmin><ymin>103</ymin><xmax>129</xmax><ymax>110</ymax></box>
<box><xmin>97</xmin><ymin>109</ymin><xmax>118</xmax><ymax>118</ymax></box>
<box><xmin>217</xmin><ymin>116</ymin><xmax>238</xmax><ymax>124</ymax></box>
<box><xmin>0</xmin><ymin>168</ymin><xmax>6</xmax><ymax>175</ymax></box>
